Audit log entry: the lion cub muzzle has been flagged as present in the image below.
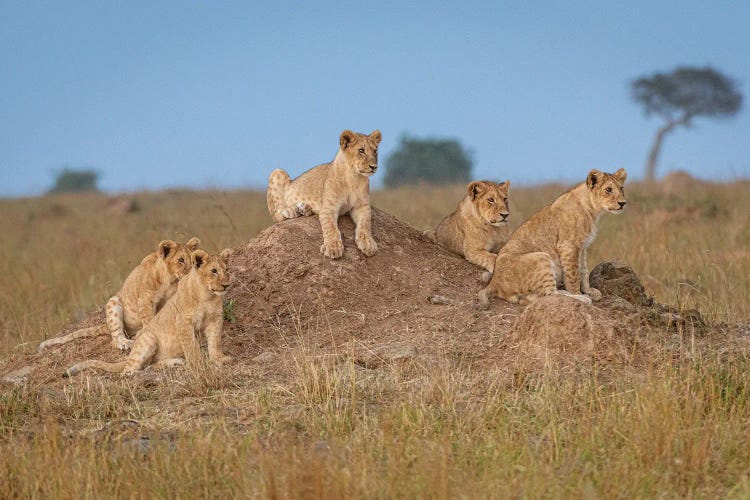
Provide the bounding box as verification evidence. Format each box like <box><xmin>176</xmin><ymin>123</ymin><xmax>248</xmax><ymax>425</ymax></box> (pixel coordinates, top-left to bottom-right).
<box><xmin>360</xmin><ymin>164</ymin><xmax>377</xmax><ymax>176</ymax></box>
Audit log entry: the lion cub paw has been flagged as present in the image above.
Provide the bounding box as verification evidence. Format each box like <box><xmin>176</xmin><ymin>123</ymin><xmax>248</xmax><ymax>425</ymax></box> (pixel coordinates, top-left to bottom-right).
<box><xmin>481</xmin><ymin>271</ymin><xmax>493</xmax><ymax>284</ymax></box>
<box><xmin>113</xmin><ymin>337</ymin><xmax>134</xmax><ymax>351</ymax></box>
<box><xmin>356</xmin><ymin>235</ymin><xmax>378</xmax><ymax>256</ymax></box>
<box><xmin>296</xmin><ymin>202</ymin><xmax>314</xmax><ymax>217</ymax></box>
<box><xmin>211</xmin><ymin>355</ymin><xmax>233</xmax><ymax>366</ymax></box>
<box><xmin>586</xmin><ymin>288</ymin><xmax>603</xmax><ymax>302</ymax></box>
<box><xmin>281</xmin><ymin>207</ymin><xmax>298</xmax><ymax>220</ymax></box>
<box><xmin>321</xmin><ymin>239</ymin><xmax>344</xmax><ymax>259</ymax></box>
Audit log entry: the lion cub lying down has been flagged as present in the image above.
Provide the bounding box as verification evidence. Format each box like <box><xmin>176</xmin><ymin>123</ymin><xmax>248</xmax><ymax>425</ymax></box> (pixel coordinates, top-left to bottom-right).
<box><xmin>64</xmin><ymin>248</ymin><xmax>232</xmax><ymax>377</ymax></box>
<box><xmin>479</xmin><ymin>168</ymin><xmax>627</xmax><ymax>306</ymax></box>
<box><xmin>429</xmin><ymin>180</ymin><xmax>511</xmax><ymax>274</ymax></box>
<box><xmin>39</xmin><ymin>237</ymin><xmax>200</xmax><ymax>352</ymax></box>
<box><xmin>266</xmin><ymin>129</ymin><xmax>382</xmax><ymax>259</ymax></box>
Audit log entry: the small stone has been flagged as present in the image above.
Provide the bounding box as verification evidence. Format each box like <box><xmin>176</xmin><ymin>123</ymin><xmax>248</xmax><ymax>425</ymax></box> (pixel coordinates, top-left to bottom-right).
<box><xmin>380</xmin><ymin>344</ymin><xmax>417</xmax><ymax>362</ymax></box>
<box><xmin>2</xmin><ymin>366</ymin><xmax>33</xmax><ymax>386</ymax></box>
<box><xmin>313</xmin><ymin>440</ymin><xmax>332</xmax><ymax>456</ymax></box>
<box><xmin>428</xmin><ymin>295</ymin><xmax>463</xmax><ymax>306</ymax></box>
<box><xmin>252</xmin><ymin>351</ymin><xmax>276</xmax><ymax>364</ymax></box>
<box><xmin>121</xmin><ymin>437</ymin><xmax>152</xmax><ymax>454</ymax></box>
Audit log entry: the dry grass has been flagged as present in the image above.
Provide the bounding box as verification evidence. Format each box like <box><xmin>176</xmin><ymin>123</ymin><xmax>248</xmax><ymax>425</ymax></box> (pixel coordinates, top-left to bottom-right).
<box><xmin>2</xmin><ymin>180</ymin><xmax>750</xmax><ymax>497</ymax></box>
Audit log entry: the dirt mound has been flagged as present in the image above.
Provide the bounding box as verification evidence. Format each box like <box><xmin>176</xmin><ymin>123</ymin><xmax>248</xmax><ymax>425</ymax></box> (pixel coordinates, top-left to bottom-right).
<box><xmin>225</xmin><ymin>207</ymin><xmax>517</xmax><ymax>363</ymax></box>
<box><xmin>0</xmin><ymin>208</ymin><xmax>730</xmax><ymax>389</ymax></box>
<box><xmin>509</xmin><ymin>294</ymin><xmax>636</xmax><ymax>374</ymax></box>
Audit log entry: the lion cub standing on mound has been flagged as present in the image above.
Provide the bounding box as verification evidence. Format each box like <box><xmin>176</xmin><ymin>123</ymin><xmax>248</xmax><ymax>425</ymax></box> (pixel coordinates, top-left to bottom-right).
<box><xmin>429</xmin><ymin>180</ymin><xmax>511</xmax><ymax>274</ymax></box>
<box><xmin>39</xmin><ymin>237</ymin><xmax>200</xmax><ymax>352</ymax></box>
<box><xmin>266</xmin><ymin>129</ymin><xmax>382</xmax><ymax>259</ymax></box>
<box><xmin>478</xmin><ymin>168</ymin><xmax>627</xmax><ymax>307</ymax></box>
<box><xmin>64</xmin><ymin>249</ymin><xmax>232</xmax><ymax>377</ymax></box>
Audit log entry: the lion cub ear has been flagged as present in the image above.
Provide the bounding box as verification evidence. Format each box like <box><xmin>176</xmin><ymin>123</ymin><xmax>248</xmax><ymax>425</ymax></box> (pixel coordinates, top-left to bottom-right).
<box><xmin>498</xmin><ymin>180</ymin><xmax>510</xmax><ymax>191</ymax></box>
<box><xmin>613</xmin><ymin>168</ymin><xmax>627</xmax><ymax>183</ymax></box>
<box><xmin>340</xmin><ymin>130</ymin><xmax>356</xmax><ymax>149</ymax></box>
<box><xmin>186</xmin><ymin>237</ymin><xmax>201</xmax><ymax>250</ymax></box>
<box><xmin>369</xmin><ymin>130</ymin><xmax>382</xmax><ymax>145</ymax></box>
<box><xmin>586</xmin><ymin>170</ymin><xmax>602</xmax><ymax>190</ymax></box>
<box><xmin>192</xmin><ymin>249</ymin><xmax>209</xmax><ymax>269</ymax></box>
<box><xmin>220</xmin><ymin>248</ymin><xmax>232</xmax><ymax>264</ymax></box>
<box><xmin>158</xmin><ymin>240</ymin><xmax>177</xmax><ymax>259</ymax></box>
<box><xmin>467</xmin><ymin>181</ymin><xmax>486</xmax><ymax>200</ymax></box>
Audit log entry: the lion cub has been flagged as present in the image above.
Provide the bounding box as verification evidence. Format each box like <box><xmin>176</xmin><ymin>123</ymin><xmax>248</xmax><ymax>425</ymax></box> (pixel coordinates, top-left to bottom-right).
<box><xmin>39</xmin><ymin>237</ymin><xmax>200</xmax><ymax>352</ymax></box>
<box><xmin>64</xmin><ymin>249</ymin><xmax>232</xmax><ymax>377</ymax></box>
<box><xmin>478</xmin><ymin>168</ymin><xmax>627</xmax><ymax>306</ymax></box>
<box><xmin>266</xmin><ymin>129</ymin><xmax>382</xmax><ymax>259</ymax></box>
<box><xmin>429</xmin><ymin>180</ymin><xmax>511</xmax><ymax>274</ymax></box>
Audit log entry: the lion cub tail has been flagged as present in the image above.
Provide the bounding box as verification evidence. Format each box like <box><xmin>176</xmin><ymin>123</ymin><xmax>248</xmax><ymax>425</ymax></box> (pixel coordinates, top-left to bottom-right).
<box><xmin>63</xmin><ymin>359</ymin><xmax>127</xmax><ymax>377</ymax></box>
<box><xmin>38</xmin><ymin>324</ymin><xmax>108</xmax><ymax>352</ymax></box>
<box><xmin>267</xmin><ymin>169</ymin><xmax>291</xmax><ymax>223</ymax></box>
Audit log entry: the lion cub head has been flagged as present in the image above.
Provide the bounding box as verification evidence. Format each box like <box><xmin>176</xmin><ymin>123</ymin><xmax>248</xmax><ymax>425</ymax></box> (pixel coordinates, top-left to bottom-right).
<box><xmin>191</xmin><ymin>248</ymin><xmax>232</xmax><ymax>296</ymax></box>
<box><xmin>467</xmin><ymin>180</ymin><xmax>511</xmax><ymax>226</ymax></box>
<box><xmin>160</xmin><ymin>237</ymin><xmax>201</xmax><ymax>282</ymax></box>
<box><xmin>339</xmin><ymin>129</ymin><xmax>382</xmax><ymax>177</ymax></box>
<box><xmin>586</xmin><ymin>168</ymin><xmax>627</xmax><ymax>213</ymax></box>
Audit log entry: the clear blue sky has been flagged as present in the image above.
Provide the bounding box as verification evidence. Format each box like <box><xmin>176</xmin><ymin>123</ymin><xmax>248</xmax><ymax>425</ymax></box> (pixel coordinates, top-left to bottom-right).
<box><xmin>1</xmin><ymin>1</ymin><xmax>748</xmax><ymax>196</ymax></box>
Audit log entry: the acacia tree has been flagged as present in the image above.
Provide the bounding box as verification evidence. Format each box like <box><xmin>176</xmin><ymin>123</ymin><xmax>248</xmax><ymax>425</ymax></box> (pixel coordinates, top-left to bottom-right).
<box><xmin>384</xmin><ymin>135</ymin><xmax>473</xmax><ymax>187</ymax></box>
<box><xmin>631</xmin><ymin>66</ymin><xmax>742</xmax><ymax>181</ymax></box>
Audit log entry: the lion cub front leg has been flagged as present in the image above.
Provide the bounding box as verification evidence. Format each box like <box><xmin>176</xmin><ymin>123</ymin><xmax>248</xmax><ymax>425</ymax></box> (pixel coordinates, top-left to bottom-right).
<box><xmin>558</xmin><ymin>243</ymin><xmax>593</xmax><ymax>304</ymax></box>
<box><xmin>178</xmin><ymin>317</ymin><xmax>203</xmax><ymax>367</ymax></box>
<box><xmin>350</xmin><ymin>203</ymin><xmax>378</xmax><ymax>256</ymax></box>
<box><xmin>579</xmin><ymin>248</ymin><xmax>602</xmax><ymax>301</ymax></box>
<box><xmin>319</xmin><ymin>205</ymin><xmax>344</xmax><ymax>259</ymax></box>
<box><xmin>204</xmin><ymin>317</ymin><xmax>232</xmax><ymax>366</ymax></box>
<box><xmin>464</xmin><ymin>247</ymin><xmax>496</xmax><ymax>274</ymax></box>
<box><xmin>121</xmin><ymin>330</ymin><xmax>158</xmax><ymax>376</ymax></box>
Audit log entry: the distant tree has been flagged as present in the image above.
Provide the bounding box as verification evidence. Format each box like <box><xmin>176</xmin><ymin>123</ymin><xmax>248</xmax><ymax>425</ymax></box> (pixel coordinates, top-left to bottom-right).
<box><xmin>384</xmin><ymin>135</ymin><xmax>473</xmax><ymax>187</ymax></box>
<box><xmin>631</xmin><ymin>66</ymin><xmax>742</xmax><ymax>182</ymax></box>
<box><xmin>49</xmin><ymin>168</ymin><xmax>100</xmax><ymax>193</ymax></box>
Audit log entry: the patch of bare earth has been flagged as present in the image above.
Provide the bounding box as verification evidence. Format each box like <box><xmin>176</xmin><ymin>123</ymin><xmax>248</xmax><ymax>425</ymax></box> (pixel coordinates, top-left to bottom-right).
<box><xmin>2</xmin><ymin>208</ymin><xmax>746</xmax><ymax>426</ymax></box>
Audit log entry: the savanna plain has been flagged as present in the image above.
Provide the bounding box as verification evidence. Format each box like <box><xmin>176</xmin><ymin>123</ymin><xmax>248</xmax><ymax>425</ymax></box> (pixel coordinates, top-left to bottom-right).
<box><xmin>1</xmin><ymin>178</ymin><xmax>750</xmax><ymax>498</ymax></box>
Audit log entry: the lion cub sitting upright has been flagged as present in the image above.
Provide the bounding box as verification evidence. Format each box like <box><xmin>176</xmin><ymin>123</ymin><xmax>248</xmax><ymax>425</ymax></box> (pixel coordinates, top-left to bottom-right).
<box><xmin>39</xmin><ymin>237</ymin><xmax>200</xmax><ymax>352</ymax></box>
<box><xmin>64</xmin><ymin>248</ymin><xmax>233</xmax><ymax>377</ymax></box>
<box><xmin>266</xmin><ymin>129</ymin><xmax>382</xmax><ymax>259</ymax></box>
<box><xmin>478</xmin><ymin>168</ymin><xmax>627</xmax><ymax>307</ymax></box>
<box><xmin>429</xmin><ymin>180</ymin><xmax>511</xmax><ymax>274</ymax></box>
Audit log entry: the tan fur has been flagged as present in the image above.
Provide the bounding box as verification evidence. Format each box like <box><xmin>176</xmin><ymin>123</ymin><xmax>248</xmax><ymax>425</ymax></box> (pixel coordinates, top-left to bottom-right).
<box><xmin>478</xmin><ymin>168</ymin><xmax>627</xmax><ymax>307</ymax></box>
<box><xmin>266</xmin><ymin>129</ymin><xmax>382</xmax><ymax>259</ymax></box>
<box><xmin>431</xmin><ymin>180</ymin><xmax>511</xmax><ymax>273</ymax></box>
<box><xmin>39</xmin><ymin>237</ymin><xmax>200</xmax><ymax>352</ymax></box>
<box><xmin>64</xmin><ymin>249</ymin><xmax>233</xmax><ymax>377</ymax></box>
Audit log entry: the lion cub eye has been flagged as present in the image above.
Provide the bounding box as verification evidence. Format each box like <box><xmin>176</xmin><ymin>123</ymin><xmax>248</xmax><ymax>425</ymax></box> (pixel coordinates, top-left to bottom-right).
<box><xmin>211</xmin><ymin>268</ymin><xmax>218</xmax><ymax>274</ymax></box>
<box><xmin>503</xmin><ymin>198</ymin><xmax>508</xmax><ymax>204</ymax></box>
<box><xmin>605</xmin><ymin>187</ymin><xmax>613</xmax><ymax>194</ymax></box>
<box><xmin>487</xmin><ymin>198</ymin><xmax>495</xmax><ymax>204</ymax></box>
<box><xmin>358</xmin><ymin>148</ymin><xmax>365</xmax><ymax>155</ymax></box>
<box><xmin>178</xmin><ymin>257</ymin><xmax>185</xmax><ymax>264</ymax></box>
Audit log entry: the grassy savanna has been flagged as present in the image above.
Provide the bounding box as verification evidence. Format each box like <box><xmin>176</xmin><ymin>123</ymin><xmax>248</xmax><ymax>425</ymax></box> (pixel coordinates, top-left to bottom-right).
<box><xmin>1</xmin><ymin>179</ymin><xmax>750</xmax><ymax>497</ymax></box>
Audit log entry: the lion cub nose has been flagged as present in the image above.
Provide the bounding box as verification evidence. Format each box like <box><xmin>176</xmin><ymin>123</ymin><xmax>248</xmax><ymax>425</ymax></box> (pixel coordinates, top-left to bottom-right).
<box><xmin>618</xmin><ymin>201</ymin><xmax>627</xmax><ymax>208</ymax></box>
<box><xmin>369</xmin><ymin>165</ymin><xmax>377</xmax><ymax>172</ymax></box>
<box><xmin>500</xmin><ymin>213</ymin><xmax>509</xmax><ymax>221</ymax></box>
